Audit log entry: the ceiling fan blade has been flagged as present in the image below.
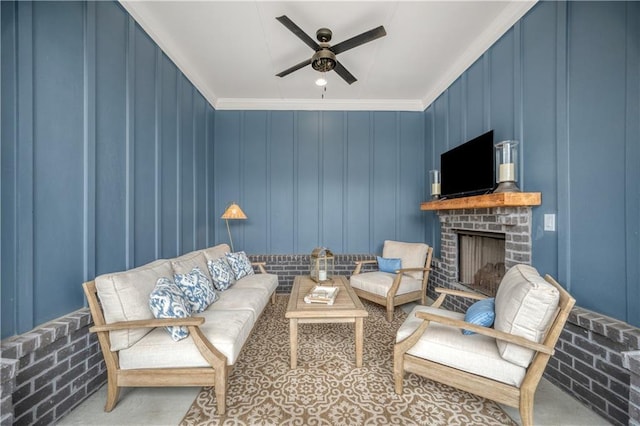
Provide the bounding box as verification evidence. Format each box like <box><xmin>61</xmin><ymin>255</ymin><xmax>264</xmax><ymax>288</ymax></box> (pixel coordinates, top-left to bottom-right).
<box><xmin>331</xmin><ymin>26</ymin><xmax>386</xmax><ymax>55</ymax></box>
<box><xmin>333</xmin><ymin>61</ymin><xmax>357</xmax><ymax>85</ymax></box>
<box><xmin>276</xmin><ymin>15</ymin><xmax>320</xmax><ymax>51</ymax></box>
<box><xmin>276</xmin><ymin>58</ymin><xmax>313</xmax><ymax>78</ymax></box>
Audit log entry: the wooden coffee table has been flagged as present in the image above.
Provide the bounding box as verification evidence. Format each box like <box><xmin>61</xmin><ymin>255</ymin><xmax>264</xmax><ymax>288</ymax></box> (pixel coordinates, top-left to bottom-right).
<box><xmin>285</xmin><ymin>275</ymin><xmax>368</xmax><ymax>369</ymax></box>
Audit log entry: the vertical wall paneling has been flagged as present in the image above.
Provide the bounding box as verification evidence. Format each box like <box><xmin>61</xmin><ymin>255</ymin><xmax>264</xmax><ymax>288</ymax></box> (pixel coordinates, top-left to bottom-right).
<box><xmin>95</xmin><ymin>1</ymin><xmax>127</xmax><ymax>275</ymax></box>
<box><xmin>296</xmin><ymin>112</ymin><xmax>320</xmax><ymax>252</ymax></box>
<box><xmin>321</xmin><ymin>111</ymin><xmax>344</xmax><ymax>251</ymax></box>
<box><xmin>568</xmin><ymin>1</ymin><xmax>627</xmax><ymax>315</ymax></box>
<box><xmin>1</xmin><ymin>1</ymin><xmax>19</xmax><ymax>336</ymax></box>
<box><xmin>133</xmin><ymin>23</ymin><xmax>157</xmax><ymax>267</ymax></box>
<box><xmin>243</xmin><ymin>111</ymin><xmax>268</xmax><ymax>253</ymax></box>
<box><xmin>15</xmin><ymin>0</ymin><xmax>35</xmax><ymax>334</ymax></box>
<box><xmin>268</xmin><ymin>111</ymin><xmax>295</xmax><ymax>253</ymax></box>
<box><xmin>33</xmin><ymin>1</ymin><xmax>85</xmax><ymax>324</ymax></box>
<box><xmin>345</xmin><ymin>112</ymin><xmax>371</xmax><ymax>252</ymax></box>
<box><xmin>555</xmin><ymin>1</ymin><xmax>570</xmax><ymax>289</ymax></box>
<box><xmin>194</xmin><ymin>94</ymin><xmax>207</xmax><ymax>250</ymax></box>
<box><xmin>160</xmin><ymin>54</ymin><xmax>177</xmax><ymax>258</ymax></box>
<box><xmin>83</xmin><ymin>2</ymin><xmax>96</xmax><ymax>283</ymax></box>
<box><xmin>523</xmin><ymin>1</ymin><xmax>559</xmax><ymax>271</ymax></box>
<box><xmin>153</xmin><ymin>46</ymin><xmax>162</xmax><ymax>259</ymax></box>
<box><xmin>625</xmin><ymin>2</ymin><xmax>640</xmax><ymax>326</ymax></box>
<box><xmin>125</xmin><ymin>16</ymin><xmax>135</xmax><ymax>269</ymax></box>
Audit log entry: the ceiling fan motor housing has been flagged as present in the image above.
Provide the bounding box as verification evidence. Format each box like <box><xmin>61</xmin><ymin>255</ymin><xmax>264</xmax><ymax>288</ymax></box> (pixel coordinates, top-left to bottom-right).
<box><xmin>312</xmin><ymin>48</ymin><xmax>336</xmax><ymax>72</ymax></box>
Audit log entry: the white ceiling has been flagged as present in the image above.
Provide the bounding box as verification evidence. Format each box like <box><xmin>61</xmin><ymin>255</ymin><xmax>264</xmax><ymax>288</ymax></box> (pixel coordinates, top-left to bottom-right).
<box><xmin>120</xmin><ymin>1</ymin><xmax>536</xmax><ymax>111</ymax></box>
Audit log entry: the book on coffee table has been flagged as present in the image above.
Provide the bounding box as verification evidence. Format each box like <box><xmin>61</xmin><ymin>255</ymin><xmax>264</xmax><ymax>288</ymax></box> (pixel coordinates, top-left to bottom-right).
<box><xmin>304</xmin><ymin>285</ymin><xmax>339</xmax><ymax>305</ymax></box>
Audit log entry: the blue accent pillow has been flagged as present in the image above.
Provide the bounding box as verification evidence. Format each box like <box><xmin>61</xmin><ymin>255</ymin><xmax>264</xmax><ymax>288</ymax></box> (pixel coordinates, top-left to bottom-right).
<box><xmin>462</xmin><ymin>298</ymin><xmax>496</xmax><ymax>335</ymax></box>
<box><xmin>377</xmin><ymin>256</ymin><xmax>402</xmax><ymax>273</ymax></box>
<box><xmin>148</xmin><ymin>277</ymin><xmax>192</xmax><ymax>341</ymax></box>
<box><xmin>207</xmin><ymin>258</ymin><xmax>236</xmax><ymax>291</ymax></box>
<box><xmin>173</xmin><ymin>267</ymin><xmax>218</xmax><ymax>314</ymax></box>
<box><xmin>225</xmin><ymin>251</ymin><xmax>255</xmax><ymax>280</ymax></box>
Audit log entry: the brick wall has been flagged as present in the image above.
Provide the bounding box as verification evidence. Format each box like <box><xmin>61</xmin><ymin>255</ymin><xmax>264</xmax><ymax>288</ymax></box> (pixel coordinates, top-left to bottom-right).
<box><xmin>248</xmin><ymin>253</ymin><xmax>377</xmax><ymax>293</ymax></box>
<box><xmin>0</xmin><ymin>309</ymin><xmax>106</xmax><ymax>425</ymax></box>
<box><xmin>429</xmin><ymin>260</ymin><xmax>640</xmax><ymax>426</ymax></box>
<box><xmin>623</xmin><ymin>351</ymin><xmax>640</xmax><ymax>426</ymax></box>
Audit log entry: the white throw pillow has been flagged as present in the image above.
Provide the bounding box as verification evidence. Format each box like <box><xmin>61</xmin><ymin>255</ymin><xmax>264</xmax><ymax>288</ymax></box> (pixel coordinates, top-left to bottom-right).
<box><xmin>494</xmin><ymin>264</ymin><xmax>560</xmax><ymax>367</ymax></box>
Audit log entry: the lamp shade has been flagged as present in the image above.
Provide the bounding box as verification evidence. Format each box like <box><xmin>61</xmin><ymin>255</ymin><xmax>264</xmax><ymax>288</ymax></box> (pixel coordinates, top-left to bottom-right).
<box><xmin>221</xmin><ymin>203</ymin><xmax>247</xmax><ymax>220</ymax></box>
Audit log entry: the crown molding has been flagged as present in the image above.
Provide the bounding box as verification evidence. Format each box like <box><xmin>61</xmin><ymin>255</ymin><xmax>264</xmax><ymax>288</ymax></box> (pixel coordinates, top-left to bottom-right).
<box><xmin>213</xmin><ymin>98</ymin><xmax>425</xmax><ymax>112</ymax></box>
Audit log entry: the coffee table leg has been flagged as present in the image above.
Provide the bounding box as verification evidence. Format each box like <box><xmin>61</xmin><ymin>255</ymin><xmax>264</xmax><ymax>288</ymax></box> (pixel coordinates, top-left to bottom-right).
<box><xmin>355</xmin><ymin>317</ymin><xmax>364</xmax><ymax>367</ymax></box>
<box><xmin>290</xmin><ymin>318</ymin><xmax>298</xmax><ymax>369</ymax></box>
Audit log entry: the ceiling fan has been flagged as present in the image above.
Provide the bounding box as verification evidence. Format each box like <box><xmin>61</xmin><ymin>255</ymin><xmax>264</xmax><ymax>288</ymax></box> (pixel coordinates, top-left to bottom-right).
<box><xmin>275</xmin><ymin>15</ymin><xmax>387</xmax><ymax>85</ymax></box>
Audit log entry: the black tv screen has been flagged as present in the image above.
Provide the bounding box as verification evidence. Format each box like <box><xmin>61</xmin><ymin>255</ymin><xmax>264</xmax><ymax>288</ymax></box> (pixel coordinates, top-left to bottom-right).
<box><xmin>440</xmin><ymin>130</ymin><xmax>495</xmax><ymax>198</ymax></box>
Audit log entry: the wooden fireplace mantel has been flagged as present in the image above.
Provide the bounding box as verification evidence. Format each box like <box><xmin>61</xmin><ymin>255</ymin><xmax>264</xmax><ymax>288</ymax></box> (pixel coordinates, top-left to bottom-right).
<box><xmin>420</xmin><ymin>192</ymin><xmax>541</xmax><ymax>211</ymax></box>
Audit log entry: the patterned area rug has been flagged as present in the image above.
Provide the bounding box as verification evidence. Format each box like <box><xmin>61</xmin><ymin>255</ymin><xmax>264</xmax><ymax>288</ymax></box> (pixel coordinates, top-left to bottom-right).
<box><xmin>181</xmin><ymin>296</ymin><xmax>516</xmax><ymax>425</ymax></box>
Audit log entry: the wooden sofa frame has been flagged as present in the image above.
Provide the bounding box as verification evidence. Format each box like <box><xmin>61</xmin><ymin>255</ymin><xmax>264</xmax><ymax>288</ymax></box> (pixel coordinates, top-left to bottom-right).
<box><xmin>393</xmin><ymin>274</ymin><xmax>575</xmax><ymax>426</ymax></box>
<box><xmin>83</xmin><ymin>262</ymin><xmax>274</xmax><ymax>415</ymax></box>
<box><xmin>352</xmin><ymin>246</ymin><xmax>433</xmax><ymax>322</ymax></box>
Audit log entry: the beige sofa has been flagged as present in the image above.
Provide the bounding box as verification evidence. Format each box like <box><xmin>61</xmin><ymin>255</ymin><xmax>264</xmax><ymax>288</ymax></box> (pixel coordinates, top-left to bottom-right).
<box><xmin>83</xmin><ymin>244</ymin><xmax>278</xmax><ymax>415</ymax></box>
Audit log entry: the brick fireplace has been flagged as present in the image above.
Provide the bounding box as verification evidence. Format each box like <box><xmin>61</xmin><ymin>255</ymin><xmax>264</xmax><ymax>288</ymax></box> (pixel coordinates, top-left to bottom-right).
<box><xmin>437</xmin><ymin>206</ymin><xmax>532</xmax><ymax>297</ymax></box>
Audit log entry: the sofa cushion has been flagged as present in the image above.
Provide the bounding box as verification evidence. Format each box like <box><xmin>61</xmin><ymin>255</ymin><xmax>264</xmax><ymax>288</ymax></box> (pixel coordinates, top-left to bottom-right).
<box><xmin>231</xmin><ymin>273</ymin><xmax>279</xmax><ymax>295</ymax></box>
<box><xmin>214</xmin><ymin>287</ymin><xmax>270</xmax><ymax>322</ymax></box>
<box><xmin>350</xmin><ymin>271</ymin><xmax>422</xmax><ymax>297</ymax></box>
<box><xmin>119</xmin><ymin>308</ymin><xmax>255</xmax><ymax>368</ymax></box>
<box><xmin>95</xmin><ymin>259</ymin><xmax>173</xmax><ymax>351</ymax></box>
<box><xmin>225</xmin><ymin>251</ymin><xmax>255</xmax><ymax>280</ymax></box>
<box><xmin>377</xmin><ymin>256</ymin><xmax>402</xmax><ymax>273</ymax></box>
<box><xmin>462</xmin><ymin>298</ymin><xmax>495</xmax><ymax>335</ymax></box>
<box><xmin>201</xmin><ymin>244</ymin><xmax>231</xmax><ymax>263</ymax></box>
<box><xmin>207</xmin><ymin>258</ymin><xmax>236</xmax><ymax>291</ymax></box>
<box><xmin>397</xmin><ymin>305</ymin><xmax>527</xmax><ymax>387</ymax></box>
<box><xmin>382</xmin><ymin>240</ymin><xmax>429</xmax><ymax>280</ymax></box>
<box><xmin>173</xmin><ymin>267</ymin><xmax>218</xmax><ymax>313</ymax></box>
<box><xmin>494</xmin><ymin>264</ymin><xmax>560</xmax><ymax>368</ymax></box>
<box><xmin>148</xmin><ymin>277</ymin><xmax>192</xmax><ymax>341</ymax></box>
<box><xmin>171</xmin><ymin>251</ymin><xmax>211</xmax><ymax>281</ymax></box>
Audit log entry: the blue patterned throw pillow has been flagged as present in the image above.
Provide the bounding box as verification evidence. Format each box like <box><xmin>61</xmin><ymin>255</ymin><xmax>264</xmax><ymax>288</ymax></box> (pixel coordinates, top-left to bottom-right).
<box><xmin>174</xmin><ymin>267</ymin><xmax>218</xmax><ymax>314</ymax></box>
<box><xmin>377</xmin><ymin>256</ymin><xmax>402</xmax><ymax>273</ymax></box>
<box><xmin>148</xmin><ymin>277</ymin><xmax>191</xmax><ymax>341</ymax></box>
<box><xmin>207</xmin><ymin>258</ymin><xmax>236</xmax><ymax>291</ymax></box>
<box><xmin>225</xmin><ymin>251</ymin><xmax>254</xmax><ymax>280</ymax></box>
<box><xmin>462</xmin><ymin>298</ymin><xmax>496</xmax><ymax>335</ymax></box>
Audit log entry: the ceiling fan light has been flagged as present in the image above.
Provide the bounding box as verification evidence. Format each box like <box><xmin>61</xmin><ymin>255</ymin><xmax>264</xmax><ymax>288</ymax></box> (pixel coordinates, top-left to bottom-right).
<box><xmin>315</xmin><ymin>77</ymin><xmax>327</xmax><ymax>86</ymax></box>
<box><xmin>311</xmin><ymin>50</ymin><xmax>336</xmax><ymax>72</ymax></box>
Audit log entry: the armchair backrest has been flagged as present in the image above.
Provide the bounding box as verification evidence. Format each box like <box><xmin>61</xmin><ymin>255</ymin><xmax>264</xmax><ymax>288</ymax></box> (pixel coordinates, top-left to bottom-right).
<box><xmin>382</xmin><ymin>240</ymin><xmax>430</xmax><ymax>280</ymax></box>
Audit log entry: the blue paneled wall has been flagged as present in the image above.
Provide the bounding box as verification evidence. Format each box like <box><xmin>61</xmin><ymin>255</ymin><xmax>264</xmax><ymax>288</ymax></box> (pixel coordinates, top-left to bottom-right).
<box><xmin>1</xmin><ymin>2</ymin><xmax>215</xmax><ymax>338</ymax></box>
<box><xmin>1</xmin><ymin>1</ymin><xmax>638</xmax><ymax>339</ymax></box>
<box><xmin>423</xmin><ymin>1</ymin><xmax>639</xmax><ymax>326</ymax></box>
<box><xmin>213</xmin><ymin>111</ymin><xmax>426</xmax><ymax>255</ymax></box>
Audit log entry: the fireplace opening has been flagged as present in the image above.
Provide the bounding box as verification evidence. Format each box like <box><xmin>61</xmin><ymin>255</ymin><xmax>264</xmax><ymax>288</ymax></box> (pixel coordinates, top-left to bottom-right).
<box><xmin>457</xmin><ymin>231</ymin><xmax>506</xmax><ymax>297</ymax></box>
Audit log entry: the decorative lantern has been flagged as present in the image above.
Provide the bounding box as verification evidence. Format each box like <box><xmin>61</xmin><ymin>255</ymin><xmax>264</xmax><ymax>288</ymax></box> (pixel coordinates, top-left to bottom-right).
<box><xmin>494</xmin><ymin>140</ymin><xmax>521</xmax><ymax>193</ymax></box>
<box><xmin>309</xmin><ymin>247</ymin><xmax>334</xmax><ymax>283</ymax></box>
<box><xmin>429</xmin><ymin>169</ymin><xmax>441</xmax><ymax>199</ymax></box>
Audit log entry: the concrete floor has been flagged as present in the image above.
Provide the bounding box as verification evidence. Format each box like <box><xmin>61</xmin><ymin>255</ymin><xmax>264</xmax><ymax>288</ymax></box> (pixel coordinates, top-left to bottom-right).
<box><xmin>58</xmin><ymin>377</ymin><xmax>609</xmax><ymax>425</ymax></box>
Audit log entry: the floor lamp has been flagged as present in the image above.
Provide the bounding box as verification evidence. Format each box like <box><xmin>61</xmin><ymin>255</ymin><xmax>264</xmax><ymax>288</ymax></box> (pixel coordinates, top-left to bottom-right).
<box><xmin>221</xmin><ymin>202</ymin><xmax>247</xmax><ymax>252</ymax></box>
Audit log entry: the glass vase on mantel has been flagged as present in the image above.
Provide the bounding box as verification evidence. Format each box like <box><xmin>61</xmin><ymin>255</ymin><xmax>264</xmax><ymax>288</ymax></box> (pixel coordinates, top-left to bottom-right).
<box><xmin>494</xmin><ymin>140</ymin><xmax>521</xmax><ymax>193</ymax></box>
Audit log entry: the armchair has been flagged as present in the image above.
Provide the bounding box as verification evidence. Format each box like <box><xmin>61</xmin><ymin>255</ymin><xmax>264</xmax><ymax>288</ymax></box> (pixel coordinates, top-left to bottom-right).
<box><xmin>350</xmin><ymin>240</ymin><xmax>433</xmax><ymax>322</ymax></box>
<box><xmin>393</xmin><ymin>264</ymin><xmax>575</xmax><ymax>426</ymax></box>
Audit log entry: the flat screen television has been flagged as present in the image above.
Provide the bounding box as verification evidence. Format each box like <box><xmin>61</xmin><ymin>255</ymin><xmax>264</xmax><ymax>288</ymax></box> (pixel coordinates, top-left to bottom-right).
<box><xmin>440</xmin><ymin>130</ymin><xmax>495</xmax><ymax>198</ymax></box>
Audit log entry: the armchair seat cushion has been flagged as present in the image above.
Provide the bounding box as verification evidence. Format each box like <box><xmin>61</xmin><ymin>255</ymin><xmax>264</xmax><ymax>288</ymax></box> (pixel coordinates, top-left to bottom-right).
<box><xmin>119</xmin><ymin>308</ymin><xmax>255</xmax><ymax>368</ymax></box>
<box><xmin>350</xmin><ymin>271</ymin><xmax>422</xmax><ymax>297</ymax></box>
<box><xmin>397</xmin><ymin>305</ymin><xmax>527</xmax><ymax>387</ymax></box>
